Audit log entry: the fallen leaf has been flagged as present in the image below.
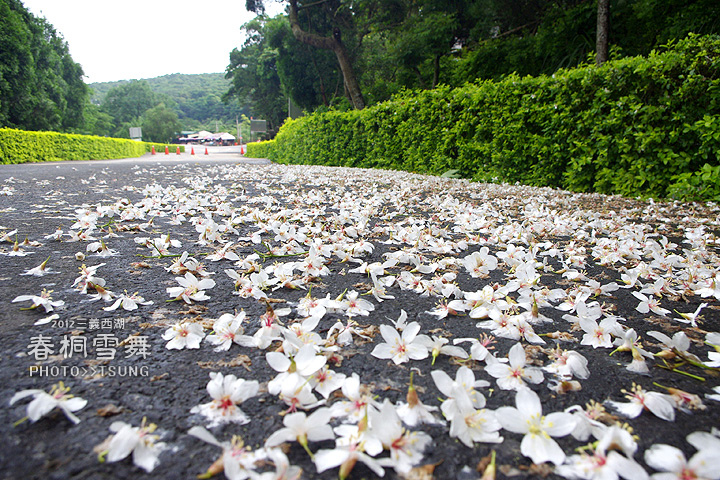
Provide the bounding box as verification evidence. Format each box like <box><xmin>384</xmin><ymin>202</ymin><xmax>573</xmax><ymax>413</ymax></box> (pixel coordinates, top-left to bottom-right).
<box><xmin>197</xmin><ymin>354</ymin><xmax>252</xmax><ymax>371</ymax></box>
<box><xmin>96</xmin><ymin>404</ymin><xmax>123</xmax><ymax>417</ymax></box>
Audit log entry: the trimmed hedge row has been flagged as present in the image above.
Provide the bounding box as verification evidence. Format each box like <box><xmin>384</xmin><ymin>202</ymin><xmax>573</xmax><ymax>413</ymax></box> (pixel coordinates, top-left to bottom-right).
<box><xmin>0</xmin><ymin>128</ymin><xmax>176</xmax><ymax>164</ymax></box>
<box><xmin>249</xmin><ymin>34</ymin><xmax>720</xmax><ymax>201</ymax></box>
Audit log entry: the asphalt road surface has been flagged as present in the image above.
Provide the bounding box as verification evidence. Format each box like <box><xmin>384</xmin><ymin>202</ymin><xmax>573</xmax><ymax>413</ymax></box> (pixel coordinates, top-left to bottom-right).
<box><xmin>1</xmin><ymin>151</ymin><xmax>719</xmax><ymax>480</ymax></box>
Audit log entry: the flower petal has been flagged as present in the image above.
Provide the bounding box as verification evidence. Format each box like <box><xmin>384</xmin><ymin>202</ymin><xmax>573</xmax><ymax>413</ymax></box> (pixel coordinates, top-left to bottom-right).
<box><xmin>644</xmin><ymin>444</ymin><xmax>686</xmax><ymax>473</ymax></box>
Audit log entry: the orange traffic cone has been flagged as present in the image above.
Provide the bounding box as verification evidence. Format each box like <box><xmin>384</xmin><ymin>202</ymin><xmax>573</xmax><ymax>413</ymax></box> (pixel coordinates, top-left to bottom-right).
<box><xmin>176</xmin><ymin>146</ymin><xmax>180</xmax><ymax>155</ymax></box>
<box><xmin>151</xmin><ymin>145</ymin><xmax>156</xmax><ymax>155</ymax></box>
<box><xmin>240</xmin><ymin>145</ymin><xmax>245</xmax><ymax>155</ymax></box>
<box><xmin>204</xmin><ymin>147</ymin><xmax>209</xmax><ymax>155</ymax></box>
<box><xmin>191</xmin><ymin>147</ymin><xmax>195</xmax><ymax>155</ymax></box>
<box><xmin>164</xmin><ymin>146</ymin><xmax>169</xmax><ymax>155</ymax></box>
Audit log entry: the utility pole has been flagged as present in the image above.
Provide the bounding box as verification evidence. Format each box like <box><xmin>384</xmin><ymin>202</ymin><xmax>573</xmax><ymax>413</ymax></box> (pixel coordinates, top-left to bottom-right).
<box><xmin>596</xmin><ymin>0</ymin><xmax>610</xmax><ymax>66</ymax></box>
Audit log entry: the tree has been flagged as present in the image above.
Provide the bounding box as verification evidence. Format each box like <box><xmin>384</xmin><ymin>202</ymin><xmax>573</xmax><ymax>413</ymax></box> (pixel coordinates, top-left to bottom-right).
<box><xmin>141</xmin><ymin>103</ymin><xmax>182</xmax><ymax>143</ymax></box>
<box><xmin>101</xmin><ymin>80</ymin><xmax>157</xmax><ymax>125</ymax></box>
<box><xmin>247</xmin><ymin>0</ymin><xmax>366</xmax><ymax>110</ymax></box>
<box><xmin>225</xmin><ymin>16</ymin><xmax>288</xmax><ymax>131</ymax></box>
<box><xmin>80</xmin><ymin>101</ymin><xmax>114</xmax><ymax>137</ymax></box>
<box><xmin>596</xmin><ymin>0</ymin><xmax>610</xmax><ymax>65</ymax></box>
<box><xmin>0</xmin><ymin>0</ymin><xmax>88</xmax><ymax>131</ymax></box>
<box><xmin>266</xmin><ymin>15</ymin><xmax>341</xmax><ymax>110</ymax></box>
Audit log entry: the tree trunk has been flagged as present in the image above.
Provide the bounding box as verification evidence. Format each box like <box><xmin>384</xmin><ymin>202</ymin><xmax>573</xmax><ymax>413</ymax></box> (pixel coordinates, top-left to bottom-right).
<box><xmin>596</xmin><ymin>0</ymin><xmax>610</xmax><ymax>66</ymax></box>
<box><xmin>288</xmin><ymin>0</ymin><xmax>365</xmax><ymax>109</ymax></box>
<box><xmin>432</xmin><ymin>55</ymin><xmax>440</xmax><ymax>88</ymax></box>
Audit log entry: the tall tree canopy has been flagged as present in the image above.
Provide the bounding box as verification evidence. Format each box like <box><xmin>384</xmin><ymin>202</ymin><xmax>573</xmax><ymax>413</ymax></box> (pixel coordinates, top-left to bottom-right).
<box><xmin>225</xmin><ymin>16</ymin><xmax>288</xmax><ymax>131</ymax></box>
<box><xmin>0</xmin><ymin>0</ymin><xmax>88</xmax><ymax>132</ymax></box>
<box><xmin>100</xmin><ymin>80</ymin><xmax>158</xmax><ymax>125</ymax></box>
<box><xmin>230</xmin><ymin>0</ymin><xmax>720</xmax><ymax>125</ymax></box>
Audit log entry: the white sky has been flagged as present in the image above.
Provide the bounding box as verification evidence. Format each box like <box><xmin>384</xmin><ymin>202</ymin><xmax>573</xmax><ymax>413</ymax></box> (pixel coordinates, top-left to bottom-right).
<box><xmin>21</xmin><ymin>0</ymin><xmax>285</xmax><ymax>84</ymax></box>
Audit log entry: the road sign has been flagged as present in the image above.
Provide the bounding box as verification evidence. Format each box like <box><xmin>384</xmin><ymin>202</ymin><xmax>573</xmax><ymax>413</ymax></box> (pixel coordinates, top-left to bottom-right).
<box><xmin>250</xmin><ymin>120</ymin><xmax>267</xmax><ymax>133</ymax></box>
<box><xmin>129</xmin><ymin>127</ymin><xmax>142</xmax><ymax>141</ymax></box>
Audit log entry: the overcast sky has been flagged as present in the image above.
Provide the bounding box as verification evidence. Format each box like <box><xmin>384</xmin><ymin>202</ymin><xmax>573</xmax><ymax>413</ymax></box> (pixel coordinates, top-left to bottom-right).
<box><xmin>21</xmin><ymin>0</ymin><xmax>285</xmax><ymax>84</ymax></box>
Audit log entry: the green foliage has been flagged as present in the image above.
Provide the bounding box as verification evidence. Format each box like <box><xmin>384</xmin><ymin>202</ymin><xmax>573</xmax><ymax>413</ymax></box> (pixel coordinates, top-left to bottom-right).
<box><xmin>265</xmin><ymin>16</ymin><xmax>339</xmax><ymax>111</ymax></box>
<box><xmin>142</xmin><ymin>103</ymin><xmax>182</xmax><ymax>143</ymax></box>
<box><xmin>225</xmin><ymin>16</ymin><xmax>288</xmax><ymax>133</ymax></box>
<box><xmin>253</xmin><ymin>34</ymin><xmax>720</xmax><ymax>201</ymax></box>
<box><xmin>0</xmin><ymin>0</ymin><xmax>88</xmax><ymax>132</ymax></box>
<box><xmin>0</xmin><ymin>128</ymin><xmax>148</xmax><ymax>164</ymax></box>
<box><xmin>447</xmin><ymin>0</ymin><xmax>720</xmax><ymax>85</ymax></box>
<box><xmin>100</xmin><ymin>80</ymin><xmax>158</xmax><ymax>126</ymax></box>
<box><xmin>89</xmin><ymin>73</ymin><xmax>247</xmax><ymax>129</ymax></box>
<box><xmin>79</xmin><ymin>101</ymin><xmax>114</xmax><ymax>137</ymax></box>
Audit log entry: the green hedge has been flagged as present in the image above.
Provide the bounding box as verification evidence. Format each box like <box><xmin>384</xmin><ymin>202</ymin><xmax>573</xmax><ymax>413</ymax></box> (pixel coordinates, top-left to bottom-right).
<box><xmin>249</xmin><ymin>34</ymin><xmax>720</xmax><ymax>201</ymax></box>
<box><xmin>0</xmin><ymin>128</ymin><xmax>156</xmax><ymax>164</ymax></box>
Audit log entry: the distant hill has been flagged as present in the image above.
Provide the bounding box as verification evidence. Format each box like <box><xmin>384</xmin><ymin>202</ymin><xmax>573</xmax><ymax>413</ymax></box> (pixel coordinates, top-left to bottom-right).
<box><xmin>90</xmin><ymin>73</ymin><xmax>248</xmax><ymax>127</ymax></box>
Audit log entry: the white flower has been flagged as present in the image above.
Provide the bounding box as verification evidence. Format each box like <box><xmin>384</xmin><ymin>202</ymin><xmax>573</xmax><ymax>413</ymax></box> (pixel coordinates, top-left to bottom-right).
<box><xmin>371</xmin><ymin>322</ymin><xmax>429</xmax><ymax>365</ymax></box>
<box><xmin>266</xmin><ymin>344</ymin><xmax>327</xmax><ymax>395</ymax></box>
<box><xmin>395</xmin><ymin>375</ymin><xmax>443</xmax><ymax>427</ymax></box>
<box><xmin>277</xmin><ymin>374</ymin><xmax>325</xmax><ymax>413</ymax></box>
<box><xmin>579</xmin><ymin>316</ymin><xmax>623</xmax><ymax>348</ymax></box>
<box><xmin>104</xmin><ymin>418</ymin><xmax>166</xmax><ymax>472</ymax></box>
<box><xmin>314</xmin><ymin>425</ymin><xmax>385</xmax><ymax>479</ymax></box>
<box><xmin>206</xmin><ymin>242</ymin><xmax>240</xmax><ymax>262</ymax></box>
<box><xmin>369</xmin><ymin>400</ymin><xmax>432</xmax><ymax>474</ymax></box>
<box><xmin>644</xmin><ymin>442</ymin><xmax>720</xmax><ymax>480</ymax></box>
<box><xmin>674</xmin><ymin>303</ymin><xmax>708</xmax><ymax>327</ymax></box>
<box><xmin>462</xmin><ymin>247</ymin><xmax>498</xmax><ymax>277</ymax></box>
<box><xmin>284</xmin><ymin>315</ymin><xmax>323</xmax><ymax>349</ymax></box>
<box><xmin>466</xmin><ymin>285</ymin><xmax>500</xmax><ymax>319</ymax></box>
<box><xmin>557</xmin><ymin>426</ymin><xmax>648</xmax><ymax>480</ymax></box>
<box><xmin>190</xmin><ymin>372</ymin><xmax>259</xmax><ymax>427</ymax></box>
<box><xmin>693</xmin><ymin>272</ymin><xmax>720</xmax><ymax>300</ymax></box>
<box><xmin>485</xmin><ymin>342</ymin><xmax>544</xmax><ymax>390</ymax></box>
<box><xmin>205</xmin><ymin>312</ymin><xmax>247</xmax><ymax>351</ymax></box>
<box><xmin>166</xmin><ymin>272</ymin><xmax>215</xmax><ymax>303</ymax></box>
<box><xmin>10</xmin><ymin>381</ymin><xmax>87</xmax><ymax>424</ymax></box>
<box><xmin>496</xmin><ymin>388</ymin><xmax>577</xmax><ymax>465</ymax></box>
<box><xmin>265</xmin><ymin>407</ymin><xmax>335</xmax><ymax>451</ymax></box>
<box><xmin>647</xmin><ymin>330</ymin><xmax>701</xmax><ymax>363</ymax></box>
<box><xmin>310</xmin><ymin>367</ymin><xmax>347</xmax><ymax>399</ymax></box>
<box><xmin>103</xmin><ymin>291</ymin><xmax>153</xmax><ymax>311</ymax></box>
<box><xmin>564</xmin><ymin>404</ymin><xmax>608</xmax><ymax>442</ymax></box>
<box><xmin>415</xmin><ymin>335</ymin><xmax>468</xmax><ymax>365</ymax></box>
<box><xmin>162</xmin><ymin>321</ymin><xmax>205</xmax><ymax>350</ymax></box>
<box><xmin>296</xmin><ymin>292</ymin><xmax>327</xmax><ymax>318</ymax></box>
<box><xmin>259</xmin><ymin>448</ymin><xmax>302</xmax><ymax>480</ymax></box>
<box><xmin>389</xmin><ymin>309</ymin><xmax>409</xmax><ymax>330</ymax></box>
<box><xmin>12</xmin><ymin>289</ymin><xmax>65</xmax><ymax>312</ymax></box>
<box><xmin>340</xmin><ymin>290</ymin><xmax>375</xmax><ymax>317</ymax></box>
<box><xmin>327</xmin><ymin>318</ymin><xmax>371</xmax><ymax>346</ymax></box>
<box><xmin>431</xmin><ymin>366</ymin><xmax>490</xmax><ymax>421</ymax></box>
<box><xmin>543</xmin><ymin>346</ymin><xmax>590</xmax><ymax>380</ymax></box>
<box><xmin>446</xmin><ymin>387</ymin><xmax>503</xmax><ymax>448</ymax></box>
<box><xmin>632</xmin><ymin>291</ymin><xmax>670</xmax><ymax>317</ymax></box>
<box><xmin>188</xmin><ymin>426</ymin><xmax>265</xmax><ymax>479</ymax></box>
<box><xmin>686</xmin><ymin>429</ymin><xmax>720</xmax><ymax>453</ymax></box>
<box><xmin>329</xmin><ymin>373</ymin><xmax>379</xmax><ymax>422</ymax></box>
<box><xmin>86</xmin><ymin>239</ymin><xmax>119</xmax><ymax>257</ymax></box>
<box><xmin>605</xmin><ymin>383</ymin><xmax>675</xmax><ymax>421</ymax></box>
<box><xmin>235</xmin><ymin>307</ymin><xmax>284</xmax><ymax>350</ymax></box>
<box><xmin>21</xmin><ymin>256</ymin><xmax>57</xmax><ymax>276</ymax></box>
<box><xmin>72</xmin><ymin>263</ymin><xmax>106</xmax><ymax>293</ymax></box>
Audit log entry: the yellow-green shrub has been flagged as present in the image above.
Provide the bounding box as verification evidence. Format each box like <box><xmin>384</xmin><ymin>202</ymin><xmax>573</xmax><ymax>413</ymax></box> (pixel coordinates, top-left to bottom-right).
<box><xmin>0</xmin><ymin>128</ymin><xmax>148</xmax><ymax>164</ymax></box>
